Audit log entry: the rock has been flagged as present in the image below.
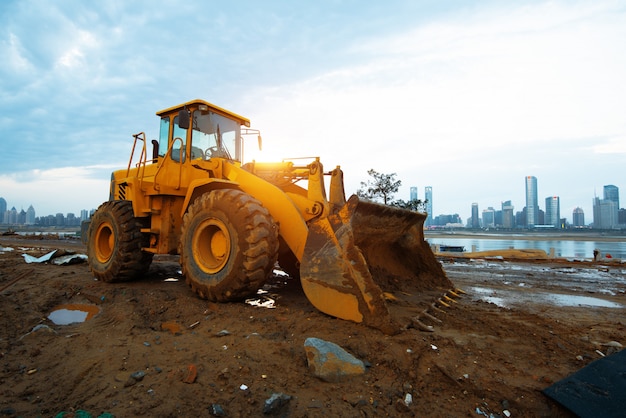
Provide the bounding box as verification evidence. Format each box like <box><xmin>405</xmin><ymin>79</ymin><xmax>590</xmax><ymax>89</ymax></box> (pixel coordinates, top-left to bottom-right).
<box><xmin>209</xmin><ymin>403</ymin><xmax>226</xmax><ymax>416</ymax></box>
<box><xmin>161</xmin><ymin>321</ymin><xmax>182</xmax><ymax>335</ymax></box>
<box><xmin>130</xmin><ymin>370</ymin><xmax>146</xmax><ymax>381</ymax></box>
<box><xmin>19</xmin><ymin>324</ymin><xmax>57</xmax><ymax>340</ymax></box>
<box><xmin>183</xmin><ymin>364</ymin><xmax>197</xmax><ymax>383</ymax></box>
<box><xmin>600</xmin><ymin>341</ymin><xmax>623</xmax><ymax>348</ymax></box>
<box><xmin>395</xmin><ymin>398</ymin><xmax>411</xmax><ymax>413</ymax></box>
<box><xmin>263</xmin><ymin>392</ymin><xmax>292</xmax><ymax>414</ymax></box>
<box><xmin>304</xmin><ymin>337</ymin><xmax>365</xmax><ymax>382</ymax></box>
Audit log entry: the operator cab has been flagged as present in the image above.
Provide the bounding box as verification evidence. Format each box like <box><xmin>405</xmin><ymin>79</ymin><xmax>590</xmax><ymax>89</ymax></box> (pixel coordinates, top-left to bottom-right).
<box><xmin>154</xmin><ymin>99</ymin><xmax>251</xmax><ymax>163</ymax></box>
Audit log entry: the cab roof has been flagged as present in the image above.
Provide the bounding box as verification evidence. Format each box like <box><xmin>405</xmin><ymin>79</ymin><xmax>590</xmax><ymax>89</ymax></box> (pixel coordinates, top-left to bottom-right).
<box><xmin>156</xmin><ymin>99</ymin><xmax>251</xmax><ymax>127</ymax></box>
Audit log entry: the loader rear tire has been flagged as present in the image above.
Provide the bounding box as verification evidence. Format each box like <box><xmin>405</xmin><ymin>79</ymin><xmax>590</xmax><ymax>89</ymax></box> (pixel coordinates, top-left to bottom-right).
<box><xmin>180</xmin><ymin>189</ymin><xmax>279</xmax><ymax>302</ymax></box>
<box><xmin>87</xmin><ymin>200</ymin><xmax>153</xmax><ymax>282</ymax></box>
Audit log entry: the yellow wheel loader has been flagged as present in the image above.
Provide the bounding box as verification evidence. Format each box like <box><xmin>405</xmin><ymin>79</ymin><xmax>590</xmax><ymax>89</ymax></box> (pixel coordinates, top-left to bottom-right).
<box><xmin>82</xmin><ymin>99</ymin><xmax>452</xmax><ymax>334</ymax></box>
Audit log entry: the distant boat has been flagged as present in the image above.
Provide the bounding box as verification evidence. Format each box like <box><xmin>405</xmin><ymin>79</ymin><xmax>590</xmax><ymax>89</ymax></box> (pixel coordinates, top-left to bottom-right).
<box><xmin>439</xmin><ymin>245</ymin><xmax>465</xmax><ymax>253</ymax></box>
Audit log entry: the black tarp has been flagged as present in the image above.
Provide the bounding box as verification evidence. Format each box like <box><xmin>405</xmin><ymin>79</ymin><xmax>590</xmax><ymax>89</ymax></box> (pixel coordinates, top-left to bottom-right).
<box><xmin>543</xmin><ymin>349</ymin><xmax>626</xmax><ymax>418</ymax></box>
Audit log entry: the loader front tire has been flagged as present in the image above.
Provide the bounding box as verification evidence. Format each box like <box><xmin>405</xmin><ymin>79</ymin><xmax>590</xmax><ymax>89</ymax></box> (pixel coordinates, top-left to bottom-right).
<box><xmin>180</xmin><ymin>189</ymin><xmax>279</xmax><ymax>302</ymax></box>
<box><xmin>87</xmin><ymin>200</ymin><xmax>153</xmax><ymax>282</ymax></box>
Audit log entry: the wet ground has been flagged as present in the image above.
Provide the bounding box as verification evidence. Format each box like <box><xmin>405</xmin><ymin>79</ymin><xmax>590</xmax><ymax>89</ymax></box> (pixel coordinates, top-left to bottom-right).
<box><xmin>0</xmin><ymin>235</ymin><xmax>625</xmax><ymax>417</ymax></box>
<box><xmin>442</xmin><ymin>258</ymin><xmax>625</xmax><ymax>310</ymax></box>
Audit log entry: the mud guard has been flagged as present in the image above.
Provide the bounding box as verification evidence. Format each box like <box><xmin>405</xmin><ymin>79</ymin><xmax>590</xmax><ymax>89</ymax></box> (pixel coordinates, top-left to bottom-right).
<box><xmin>300</xmin><ymin>195</ymin><xmax>452</xmax><ymax>334</ymax></box>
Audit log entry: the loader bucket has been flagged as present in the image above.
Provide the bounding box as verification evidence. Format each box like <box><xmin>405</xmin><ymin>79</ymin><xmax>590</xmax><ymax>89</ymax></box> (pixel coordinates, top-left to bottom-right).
<box><xmin>300</xmin><ymin>195</ymin><xmax>452</xmax><ymax>334</ymax></box>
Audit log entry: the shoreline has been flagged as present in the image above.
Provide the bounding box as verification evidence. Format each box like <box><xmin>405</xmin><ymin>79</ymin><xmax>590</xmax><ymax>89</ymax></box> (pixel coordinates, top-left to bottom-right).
<box><xmin>425</xmin><ymin>230</ymin><xmax>626</xmax><ymax>242</ymax></box>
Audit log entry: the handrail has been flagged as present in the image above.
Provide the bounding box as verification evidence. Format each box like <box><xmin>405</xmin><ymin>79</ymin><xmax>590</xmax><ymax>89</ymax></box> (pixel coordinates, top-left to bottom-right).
<box><xmin>127</xmin><ymin>132</ymin><xmax>148</xmax><ymax>183</ymax></box>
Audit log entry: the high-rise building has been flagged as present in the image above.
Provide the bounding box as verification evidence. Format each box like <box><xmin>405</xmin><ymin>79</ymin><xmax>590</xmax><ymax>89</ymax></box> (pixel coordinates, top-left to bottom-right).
<box><xmin>25</xmin><ymin>205</ymin><xmax>36</xmax><ymax>225</ymax></box>
<box><xmin>482</xmin><ymin>207</ymin><xmax>495</xmax><ymax>228</ymax></box>
<box><xmin>0</xmin><ymin>197</ymin><xmax>6</xmax><ymax>224</ymax></box>
<box><xmin>471</xmin><ymin>203</ymin><xmax>480</xmax><ymax>229</ymax></box>
<box><xmin>501</xmin><ymin>200</ymin><xmax>515</xmax><ymax>229</ymax></box>
<box><xmin>603</xmin><ymin>185</ymin><xmax>619</xmax><ymax>225</ymax></box>
<box><xmin>410</xmin><ymin>186</ymin><xmax>418</xmax><ymax>202</ymax></box>
<box><xmin>572</xmin><ymin>207</ymin><xmax>585</xmax><ymax>227</ymax></box>
<box><xmin>545</xmin><ymin>196</ymin><xmax>560</xmax><ymax>228</ymax></box>
<box><xmin>525</xmin><ymin>176</ymin><xmax>539</xmax><ymax>227</ymax></box>
<box><xmin>424</xmin><ymin>186</ymin><xmax>433</xmax><ymax>226</ymax></box>
<box><xmin>7</xmin><ymin>207</ymin><xmax>17</xmax><ymax>224</ymax></box>
<box><xmin>604</xmin><ymin>185</ymin><xmax>619</xmax><ymax>209</ymax></box>
<box><xmin>593</xmin><ymin>197</ymin><xmax>617</xmax><ymax>229</ymax></box>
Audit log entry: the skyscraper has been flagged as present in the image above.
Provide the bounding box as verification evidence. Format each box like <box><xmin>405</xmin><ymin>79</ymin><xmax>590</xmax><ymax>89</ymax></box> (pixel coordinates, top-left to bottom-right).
<box><xmin>424</xmin><ymin>186</ymin><xmax>433</xmax><ymax>226</ymax></box>
<box><xmin>471</xmin><ymin>203</ymin><xmax>480</xmax><ymax>229</ymax></box>
<box><xmin>26</xmin><ymin>205</ymin><xmax>36</xmax><ymax>225</ymax></box>
<box><xmin>525</xmin><ymin>176</ymin><xmax>539</xmax><ymax>227</ymax></box>
<box><xmin>501</xmin><ymin>200</ymin><xmax>514</xmax><ymax>229</ymax></box>
<box><xmin>604</xmin><ymin>185</ymin><xmax>619</xmax><ymax>209</ymax></box>
<box><xmin>0</xmin><ymin>197</ymin><xmax>6</xmax><ymax>224</ymax></box>
<box><xmin>593</xmin><ymin>196</ymin><xmax>617</xmax><ymax>229</ymax></box>
<box><xmin>572</xmin><ymin>207</ymin><xmax>585</xmax><ymax>227</ymax></box>
<box><xmin>410</xmin><ymin>186</ymin><xmax>418</xmax><ymax>202</ymax></box>
<box><xmin>482</xmin><ymin>207</ymin><xmax>495</xmax><ymax>228</ymax></box>
<box><xmin>603</xmin><ymin>185</ymin><xmax>619</xmax><ymax>225</ymax></box>
<box><xmin>545</xmin><ymin>196</ymin><xmax>560</xmax><ymax>228</ymax></box>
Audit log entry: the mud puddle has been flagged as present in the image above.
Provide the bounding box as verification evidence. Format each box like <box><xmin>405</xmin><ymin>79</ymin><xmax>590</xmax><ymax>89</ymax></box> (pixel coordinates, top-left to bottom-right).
<box><xmin>48</xmin><ymin>303</ymin><xmax>100</xmax><ymax>325</ymax></box>
<box><xmin>468</xmin><ymin>286</ymin><xmax>623</xmax><ymax>309</ymax></box>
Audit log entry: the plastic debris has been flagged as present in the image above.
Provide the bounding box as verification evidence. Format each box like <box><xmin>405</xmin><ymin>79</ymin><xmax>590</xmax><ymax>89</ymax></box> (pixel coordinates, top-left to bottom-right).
<box><xmin>22</xmin><ymin>250</ymin><xmax>57</xmax><ymax>263</ymax></box>
<box><xmin>263</xmin><ymin>392</ymin><xmax>292</xmax><ymax>414</ymax></box>
<box><xmin>245</xmin><ymin>297</ymin><xmax>276</xmax><ymax>309</ymax></box>
<box><xmin>51</xmin><ymin>254</ymin><xmax>87</xmax><ymax>265</ymax></box>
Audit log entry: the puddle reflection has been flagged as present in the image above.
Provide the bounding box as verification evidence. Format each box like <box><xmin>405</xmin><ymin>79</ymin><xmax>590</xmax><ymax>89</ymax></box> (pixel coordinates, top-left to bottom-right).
<box><xmin>48</xmin><ymin>304</ymin><xmax>100</xmax><ymax>325</ymax></box>
<box><xmin>469</xmin><ymin>287</ymin><xmax>622</xmax><ymax>309</ymax></box>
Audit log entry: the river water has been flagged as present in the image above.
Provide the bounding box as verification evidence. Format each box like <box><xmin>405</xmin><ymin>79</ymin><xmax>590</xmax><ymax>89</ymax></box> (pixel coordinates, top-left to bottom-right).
<box><xmin>426</xmin><ymin>235</ymin><xmax>626</xmax><ymax>259</ymax></box>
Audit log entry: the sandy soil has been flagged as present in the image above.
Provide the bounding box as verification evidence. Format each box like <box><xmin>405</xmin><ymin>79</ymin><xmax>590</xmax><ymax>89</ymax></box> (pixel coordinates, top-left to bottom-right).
<box><xmin>0</xmin><ymin>235</ymin><xmax>624</xmax><ymax>417</ymax></box>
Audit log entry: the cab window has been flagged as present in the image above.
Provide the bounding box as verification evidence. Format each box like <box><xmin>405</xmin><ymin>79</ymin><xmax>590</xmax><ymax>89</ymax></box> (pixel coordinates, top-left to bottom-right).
<box><xmin>191</xmin><ymin>109</ymin><xmax>240</xmax><ymax>160</ymax></box>
<box><xmin>171</xmin><ymin>115</ymin><xmax>188</xmax><ymax>162</ymax></box>
<box><xmin>158</xmin><ymin>117</ymin><xmax>170</xmax><ymax>157</ymax></box>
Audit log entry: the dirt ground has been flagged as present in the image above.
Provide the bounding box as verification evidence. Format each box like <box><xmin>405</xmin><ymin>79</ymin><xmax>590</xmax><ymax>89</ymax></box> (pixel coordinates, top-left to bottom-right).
<box><xmin>0</xmin><ymin>235</ymin><xmax>624</xmax><ymax>417</ymax></box>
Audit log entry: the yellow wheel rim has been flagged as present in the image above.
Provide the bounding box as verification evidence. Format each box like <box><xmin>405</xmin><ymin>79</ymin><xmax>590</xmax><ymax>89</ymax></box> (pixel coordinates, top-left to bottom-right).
<box><xmin>94</xmin><ymin>222</ymin><xmax>114</xmax><ymax>263</ymax></box>
<box><xmin>194</xmin><ymin>219</ymin><xmax>231</xmax><ymax>274</ymax></box>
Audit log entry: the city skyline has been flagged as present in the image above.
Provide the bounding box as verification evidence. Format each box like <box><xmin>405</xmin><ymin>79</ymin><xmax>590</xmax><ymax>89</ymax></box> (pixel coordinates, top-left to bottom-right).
<box><xmin>2</xmin><ymin>177</ymin><xmax>624</xmax><ymax>228</ymax></box>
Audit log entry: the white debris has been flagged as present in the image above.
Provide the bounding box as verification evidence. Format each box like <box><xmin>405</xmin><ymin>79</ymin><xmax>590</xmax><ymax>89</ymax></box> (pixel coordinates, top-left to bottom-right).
<box><xmin>22</xmin><ymin>250</ymin><xmax>57</xmax><ymax>263</ymax></box>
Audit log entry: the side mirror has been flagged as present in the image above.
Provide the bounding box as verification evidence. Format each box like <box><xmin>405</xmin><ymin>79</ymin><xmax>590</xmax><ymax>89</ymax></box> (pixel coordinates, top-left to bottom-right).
<box><xmin>151</xmin><ymin>139</ymin><xmax>159</xmax><ymax>163</ymax></box>
<box><xmin>178</xmin><ymin>109</ymin><xmax>190</xmax><ymax>129</ymax></box>
<box><xmin>257</xmin><ymin>134</ymin><xmax>263</xmax><ymax>151</ymax></box>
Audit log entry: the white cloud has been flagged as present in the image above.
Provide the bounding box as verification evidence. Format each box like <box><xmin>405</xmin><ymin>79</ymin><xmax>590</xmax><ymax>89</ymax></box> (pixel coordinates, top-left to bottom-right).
<box><xmin>4</xmin><ymin>33</ymin><xmax>34</xmax><ymax>74</ymax></box>
<box><xmin>1</xmin><ymin>1</ymin><xmax>624</xmax><ymax>222</ymax></box>
<box><xmin>241</xmin><ymin>0</ymin><xmax>626</xmax><ymax>220</ymax></box>
<box><xmin>0</xmin><ymin>166</ymin><xmax>114</xmax><ymax>215</ymax></box>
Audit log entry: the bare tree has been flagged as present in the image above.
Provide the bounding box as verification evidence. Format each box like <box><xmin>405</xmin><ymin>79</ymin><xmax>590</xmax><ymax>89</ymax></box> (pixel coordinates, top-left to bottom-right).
<box><xmin>357</xmin><ymin>169</ymin><xmax>401</xmax><ymax>205</ymax></box>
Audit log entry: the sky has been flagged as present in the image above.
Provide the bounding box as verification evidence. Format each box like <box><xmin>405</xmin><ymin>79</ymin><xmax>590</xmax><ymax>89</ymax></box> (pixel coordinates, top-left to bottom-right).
<box><xmin>1</xmin><ymin>0</ymin><xmax>625</xmax><ymax>223</ymax></box>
